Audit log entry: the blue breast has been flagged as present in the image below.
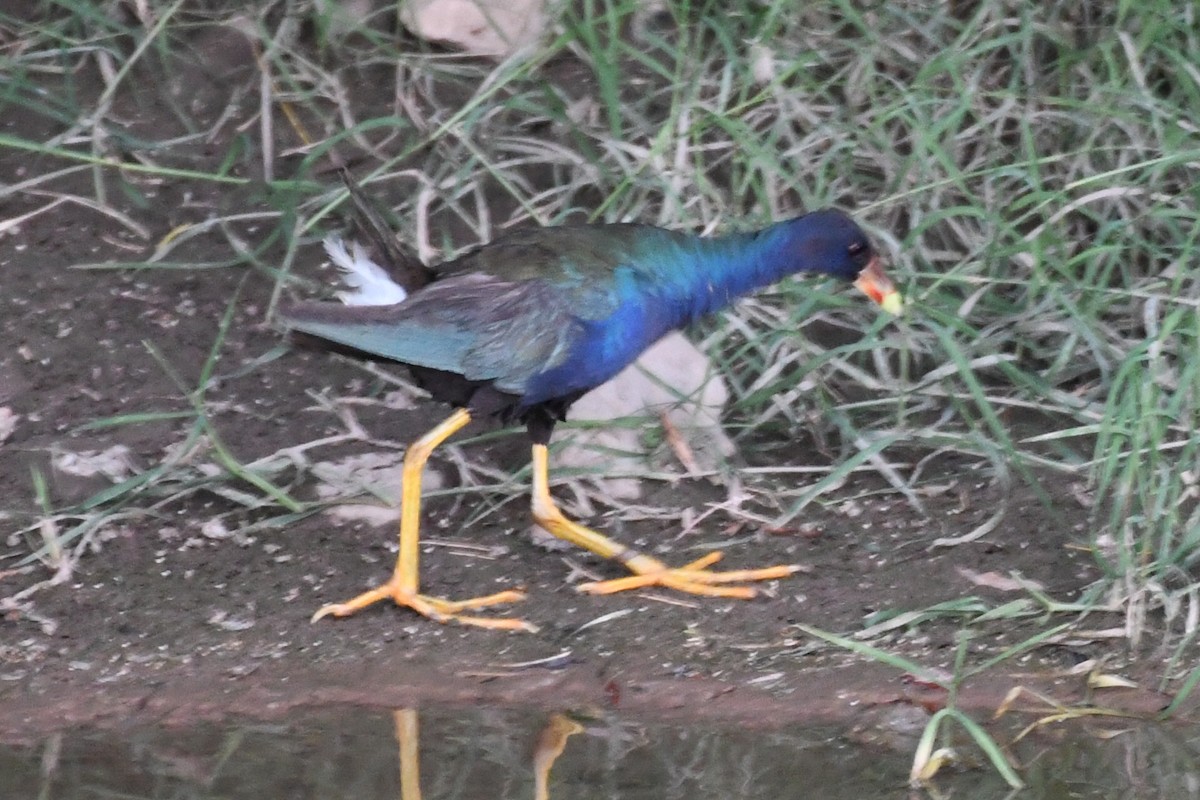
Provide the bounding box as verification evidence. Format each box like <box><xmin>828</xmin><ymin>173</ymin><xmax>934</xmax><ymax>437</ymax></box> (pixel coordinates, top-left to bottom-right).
<box><xmin>520</xmin><ymin>276</ymin><xmax>676</xmax><ymax>407</ymax></box>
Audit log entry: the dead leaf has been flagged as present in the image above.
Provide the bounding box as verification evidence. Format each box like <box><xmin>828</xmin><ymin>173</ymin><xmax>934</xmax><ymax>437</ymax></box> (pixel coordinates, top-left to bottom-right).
<box><xmin>0</xmin><ymin>407</ymin><xmax>16</xmax><ymax>445</ymax></box>
<box><xmin>52</xmin><ymin>445</ymin><xmax>138</xmax><ymax>482</ymax></box>
<box><xmin>312</xmin><ymin>451</ymin><xmax>444</xmax><ymax>526</ymax></box>
<box><xmin>1088</xmin><ymin>672</ymin><xmax>1139</xmax><ymax>690</ymax></box>
<box><xmin>956</xmin><ymin>567</ymin><xmax>1044</xmax><ymax>593</ymax></box>
<box><xmin>400</xmin><ymin>0</ymin><xmax>548</xmax><ymax>57</ymax></box>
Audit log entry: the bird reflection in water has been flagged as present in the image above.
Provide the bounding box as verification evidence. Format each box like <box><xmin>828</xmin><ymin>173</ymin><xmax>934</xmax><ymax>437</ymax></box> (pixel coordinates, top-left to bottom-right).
<box><xmin>392</xmin><ymin>709</ymin><xmax>583</xmax><ymax>800</ymax></box>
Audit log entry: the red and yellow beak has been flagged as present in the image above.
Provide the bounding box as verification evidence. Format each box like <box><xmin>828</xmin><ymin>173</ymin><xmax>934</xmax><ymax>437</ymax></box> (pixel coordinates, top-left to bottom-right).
<box><xmin>854</xmin><ymin>256</ymin><xmax>903</xmax><ymax>315</ymax></box>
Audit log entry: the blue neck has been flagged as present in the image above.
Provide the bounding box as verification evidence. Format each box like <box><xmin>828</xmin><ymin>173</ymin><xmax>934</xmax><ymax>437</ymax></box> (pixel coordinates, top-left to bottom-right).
<box><xmin>636</xmin><ymin>220</ymin><xmax>811</xmax><ymax>328</ymax></box>
<box><xmin>518</xmin><ymin>218</ymin><xmax>834</xmax><ymax>407</ymax></box>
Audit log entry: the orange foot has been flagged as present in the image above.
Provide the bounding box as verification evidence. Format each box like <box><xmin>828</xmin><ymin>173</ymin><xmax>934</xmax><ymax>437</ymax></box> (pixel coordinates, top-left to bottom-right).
<box><xmin>577</xmin><ymin>552</ymin><xmax>799</xmax><ymax>598</ymax></box>
<box><xmin>312</xmin><ymin>580</ymin><xmax>536</xmax><ymax>631</ymax></box>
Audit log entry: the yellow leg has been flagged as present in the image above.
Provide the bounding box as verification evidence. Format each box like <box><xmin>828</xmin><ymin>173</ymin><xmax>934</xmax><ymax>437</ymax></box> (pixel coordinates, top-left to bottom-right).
<box><xmin>533</xmin><ymin>714</ymin><xmax>584</xmax><ymax>800</ymax></box>
<box><xmin>312</xmin><ymin>408</ymin><xmax>534</xmax><ymax>631</ymax></box>
<box><xmin>529</xmin><ymin>444</ymin><xmax>799</xmax><ymax>598</ymax></box>
<box><xmin>395</xmin><ymin>710</ymin><xmax>421</xmax><ymax>800</ymax></box>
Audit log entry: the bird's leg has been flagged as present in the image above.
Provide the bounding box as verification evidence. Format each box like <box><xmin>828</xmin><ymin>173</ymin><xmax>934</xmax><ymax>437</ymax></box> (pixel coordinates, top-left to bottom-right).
<box><xmin>529</xmin><ymin>444</ymin><xmax>799</xmax><ymax>598</ymax></box>
<box><xmin>533</xmin><ymin>714</ymin><xmax>584</xmax><ymax>800</ymax></box>
<box><xmin>312</xmin><ymin>408</ymin><xmax>534</xmax><ymax>631</ymax></box>
<box><xmin>395</xmin><ymin>710</ymin><xmax>421</xmax><ymax>800</ymax></box>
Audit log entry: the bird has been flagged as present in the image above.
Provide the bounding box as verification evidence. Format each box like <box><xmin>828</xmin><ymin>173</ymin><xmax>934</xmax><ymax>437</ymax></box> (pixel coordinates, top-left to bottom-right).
<box><xmin>281</xmin><ymin>175</ymin><xmax>902</xmax><ymax>632</ymax></box>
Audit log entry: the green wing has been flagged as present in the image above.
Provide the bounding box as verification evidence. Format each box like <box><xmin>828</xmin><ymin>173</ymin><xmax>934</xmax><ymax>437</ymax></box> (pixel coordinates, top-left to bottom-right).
<box><xmin>281</xmin><ymin>273</ymin><xmax>604</xmax><ymax>394</ymax></box>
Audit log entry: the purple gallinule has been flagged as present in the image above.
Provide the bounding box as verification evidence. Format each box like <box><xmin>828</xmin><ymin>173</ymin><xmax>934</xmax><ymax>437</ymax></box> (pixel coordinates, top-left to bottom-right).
<box><xmin>282</xmin><ymin>182</ymin><xmax>901</xmax><ymax>631</ymax></box>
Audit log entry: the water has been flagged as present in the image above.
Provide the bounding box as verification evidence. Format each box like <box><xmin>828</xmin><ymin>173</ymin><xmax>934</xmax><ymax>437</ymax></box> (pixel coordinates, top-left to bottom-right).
<box><xmin>2</xmin><ymin>705</ymin><xmax>1196</xmax><ymax>799</ymax></box>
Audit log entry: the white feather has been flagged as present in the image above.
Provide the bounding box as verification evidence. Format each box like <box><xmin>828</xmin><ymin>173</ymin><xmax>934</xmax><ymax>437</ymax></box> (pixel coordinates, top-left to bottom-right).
<box><xmin>323</xmin><ymin>235</ymin><xmax>408</xmax><ymax>306</ymax></box>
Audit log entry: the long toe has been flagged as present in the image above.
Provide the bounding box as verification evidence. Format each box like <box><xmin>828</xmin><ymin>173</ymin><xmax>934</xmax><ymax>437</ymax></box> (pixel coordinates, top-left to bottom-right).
<box><xmin>576</xmin><ymin>554</ymin><xmax>800</xmax><ymax>598</ymax></box>
<box><xmin>310</xmin><ymin>585</ymin><xmax>397</xmax><ymax>622</ymax></box>
<box><xmin>311</xmin><ymin>581</ymin><xmax>534</xmax><ymax>631</ymax></box>
<box><xmin>420</xmin><ymin>590</ymin><xmax>539</xmax><ymax>632</ymax></box>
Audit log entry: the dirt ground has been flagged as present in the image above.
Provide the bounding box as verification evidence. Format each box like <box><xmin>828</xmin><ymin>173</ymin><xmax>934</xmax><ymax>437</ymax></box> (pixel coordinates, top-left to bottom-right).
<box><xmin>0</xmin><ymin>16</ymin><xmax>1187</xmax><ymax>743</ymax></box>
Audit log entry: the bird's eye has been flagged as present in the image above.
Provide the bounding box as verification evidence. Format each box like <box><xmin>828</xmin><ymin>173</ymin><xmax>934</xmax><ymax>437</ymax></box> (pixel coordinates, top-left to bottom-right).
<box><xmin>847</xmin><ymin>241</ymin><xmax>866</xmax><ymax>257</ymax></box>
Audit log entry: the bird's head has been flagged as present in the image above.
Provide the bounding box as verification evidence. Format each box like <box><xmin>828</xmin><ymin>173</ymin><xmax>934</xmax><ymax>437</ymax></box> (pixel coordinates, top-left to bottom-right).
<box><xmin>784</xmin><ymin>209</ymin><xmax>903</xmax><ymax>314</ymax></box>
